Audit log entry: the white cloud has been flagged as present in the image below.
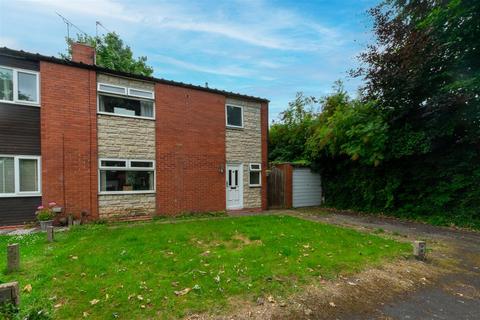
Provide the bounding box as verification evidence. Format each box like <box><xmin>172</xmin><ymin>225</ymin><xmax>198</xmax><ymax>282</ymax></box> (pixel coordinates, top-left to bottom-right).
<box><xmin>153</xmin><ymin>54</ymin><xmax>253</xmax><ymax>77</ymax></box>
<box><xmin>8</xmin><ymin>0</ymin><xmax>344</xmax><ymax>52</ymax></box>
<box><xmin>21</xmin><ymin>0</ymin><xmax>142</xmax><ymax>22</ymax></box>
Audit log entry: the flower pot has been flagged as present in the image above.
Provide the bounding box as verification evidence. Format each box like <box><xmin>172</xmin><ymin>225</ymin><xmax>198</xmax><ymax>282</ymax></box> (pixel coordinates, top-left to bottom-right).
<box><xmin>39</xmin><ymin>220</ymin><xmax>53</xmax><ymax>231</ymax></box>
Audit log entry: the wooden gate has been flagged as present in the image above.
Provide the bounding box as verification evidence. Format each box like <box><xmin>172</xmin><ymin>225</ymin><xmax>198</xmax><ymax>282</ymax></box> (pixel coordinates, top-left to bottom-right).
<box><xmin>267</xmin><ymin>166</ymin><xmax>285</xmax><ymax>208</ymax></box>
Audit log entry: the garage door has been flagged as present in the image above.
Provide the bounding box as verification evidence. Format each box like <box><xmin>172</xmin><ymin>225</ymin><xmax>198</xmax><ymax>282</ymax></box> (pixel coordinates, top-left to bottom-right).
<box><xmin>292</xmin><ymin>168</ymin><xmax>322</xmax><ymax>207</ymax></box>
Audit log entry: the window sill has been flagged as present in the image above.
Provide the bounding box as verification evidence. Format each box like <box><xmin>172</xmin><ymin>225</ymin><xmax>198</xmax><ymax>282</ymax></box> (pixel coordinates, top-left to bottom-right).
<box><xmin>248</xmin><ymin>185</ymin><xmax>262</xmax><ymax>188</ymax></box>
<box><xmin>97</xmin><ymin>111</ymin><xmax>155</xmax><ymax>121</ymax></box>
<box><xmin>99</xmin><ymin>191</ymin><xmax>156</xmax><ymax>196</ymax></box>
<box><xmin>0</xmin><ymin>100</ymin><xmax>40</xmax><ymax>107</ymax></box>
<box><xmin>226</xmin><ymin>125</ymin><xmax>244</xmax><ymax>130</ymax></box>
<box><xmin>0</xmin><ymin>193</ymin><xmax>42</xmax><ymax>198</ymax></box>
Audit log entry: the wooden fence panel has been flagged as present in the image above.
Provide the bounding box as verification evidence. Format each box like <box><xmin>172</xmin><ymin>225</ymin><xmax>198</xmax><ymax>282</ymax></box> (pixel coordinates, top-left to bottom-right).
<box><xmin>267</xmin><ymin>166</ymin><xmax>285</xmax><ymax>208</ymax></box>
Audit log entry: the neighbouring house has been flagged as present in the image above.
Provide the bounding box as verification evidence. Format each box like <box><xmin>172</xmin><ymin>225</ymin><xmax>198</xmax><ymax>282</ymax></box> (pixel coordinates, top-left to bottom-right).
<box><xmin>0</xmin><ymin>44</ymin><xmax>268</xmax><ymax>226</ymax></box>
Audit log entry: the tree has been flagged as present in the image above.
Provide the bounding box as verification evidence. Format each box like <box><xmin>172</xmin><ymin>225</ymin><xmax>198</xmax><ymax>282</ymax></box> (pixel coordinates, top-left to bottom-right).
<box><xmin>269</xmin><ymin>0</ymin><xmax>480</xmax><ymax>228</ymax></box>
<box><xmin>343</xmin><ymin>0</ymin><xmax>480</xmax><ymax>226</ymax></box>
<box><xmin>356</xmin><ymin>0</ymin><xmax>480</xmax><ymax>158</ymax></box>
<box><xmin>307</xmin><ymin>95</ymin><xmax>388</xmax><ymax>167</ymax></box>
<box><xmin>268</xmin><ymin>92</ymin><xmax>318</xmax><ymax>163</ymax></box>
<box><xmin>62</xmin><ymin>32</ymin><xmax>154</xmax><ymax>76</ymax></box>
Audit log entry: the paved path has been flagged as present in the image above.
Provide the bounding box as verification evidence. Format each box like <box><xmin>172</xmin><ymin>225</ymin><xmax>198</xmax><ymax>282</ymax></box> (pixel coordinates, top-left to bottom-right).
<box><xmin>230</xmin><ymin>209</ymin><xmax>480</xmax><ymax>320</ymax></box>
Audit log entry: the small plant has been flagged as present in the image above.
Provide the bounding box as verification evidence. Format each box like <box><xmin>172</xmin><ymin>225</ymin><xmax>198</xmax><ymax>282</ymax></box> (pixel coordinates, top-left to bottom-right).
<box><xmin>35</xmin><ymin>202</ymin><xmax>58</xmax><ymax>221</ymax></box>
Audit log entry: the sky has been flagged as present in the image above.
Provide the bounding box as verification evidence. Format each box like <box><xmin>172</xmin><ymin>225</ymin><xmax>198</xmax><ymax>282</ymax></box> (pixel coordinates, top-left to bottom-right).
<box><xmin>0</xmin><ymin>0</ymin><xmax>378</xmax><ymax>122</ymax></box>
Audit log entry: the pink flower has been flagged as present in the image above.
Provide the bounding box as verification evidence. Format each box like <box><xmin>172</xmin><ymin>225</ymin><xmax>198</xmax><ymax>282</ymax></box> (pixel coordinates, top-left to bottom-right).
<box><xmin>48</xmin><ymin>201</ymin><xmax>57</xmax><ymax>207</ymax></box>
<box><xmin>37</xmin><ymin>205</ymin><xmax>44</xmax><ymax>210</ymax></box>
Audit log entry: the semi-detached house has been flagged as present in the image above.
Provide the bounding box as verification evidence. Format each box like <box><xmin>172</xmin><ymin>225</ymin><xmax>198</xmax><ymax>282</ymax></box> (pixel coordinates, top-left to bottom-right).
<box><xmin>0</xmin><ymin>44</ymin><xmax>268</xmax><ymax>226</ymax></box>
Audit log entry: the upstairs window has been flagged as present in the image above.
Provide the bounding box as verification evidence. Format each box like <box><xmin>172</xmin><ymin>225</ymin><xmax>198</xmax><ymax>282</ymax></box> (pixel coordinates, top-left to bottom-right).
<box><xmin>99</xmin><ymin>95</ymin><xmax>154</xmax><ymax>118</ymax></box>
<box><xmin>0</xmin><ymin>66</ymin><xmax>39</xmax><ymax>105</ymax></box>
<box><xmin>226</xmin><ymin>104</ymin><xmax>243</xmax><ymax>128</ymax></box>
<box><xmin>0</xmin><ymin>155</ymin><xmax>41</xmax><ymax>197</ymax></box>
<box><xmin>97</xmin><ymin>82</ymin><xmax>155</xmax><ymax>119</ymax></box>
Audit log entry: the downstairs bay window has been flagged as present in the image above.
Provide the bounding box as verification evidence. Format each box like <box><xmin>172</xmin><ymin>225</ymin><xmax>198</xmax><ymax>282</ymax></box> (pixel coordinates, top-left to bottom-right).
<box><xmin>0</xmin><ymin>155</ymin><xmax>41</xmax><ymax>197</ymax></box>
<box><xmin>99</xmin><ymin>159</ymin><xmax>155</xmax><ymax>194</ymax></box>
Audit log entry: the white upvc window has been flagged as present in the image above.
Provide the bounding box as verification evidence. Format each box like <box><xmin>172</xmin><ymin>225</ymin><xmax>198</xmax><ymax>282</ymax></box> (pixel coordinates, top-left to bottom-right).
<box><xmin>98</xmin><ymin>83</ymin><xmax>127</xmax><ymax>95</ymax></box>
<box><xmin>98</xmin><ymin>158</ymin><xmax>155</xmax><ymax>195</ymax></box>
<box><xmin>97</xmin><ymin>82</ymin><xmax>155</xmax><ymax>120</ymax></box>
<box><xmin>0</xmin><ymin>155</ymin><xmax>41</xmax><ymax>197</ymax></box>
<box><xmin>248</xmin><ymin>163</ymin><xmax>261</xmax><ymax>187</ymax></box>
<box><xmin>128</xmin><ymin>87</ymin><xmax>155</xmax><ymax>99</ymax></box>
<box><xmin>0</xmin><ymin>65</ymin><xmax>40</xmax><ymax>106</ymax></box>
<box><xmin>226</xmin><ymin>104</ymin><xmax>244</xmax><ymax>128</ymax></box>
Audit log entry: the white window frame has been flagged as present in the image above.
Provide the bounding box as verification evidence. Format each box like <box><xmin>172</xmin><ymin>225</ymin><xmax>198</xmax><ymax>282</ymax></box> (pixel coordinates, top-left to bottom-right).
<box><xmin>97</xmin><ymin>83</ymin><xmax>127</xmax><ymax>95</ymax></box>
<box><xmin>248</xmin><ymin>163</ymin><xmax>262</xmax><ymax>187</ymax></box>
<box><xmin>225</xmin><ymin>104</ymin><xmax>244</xmax><ymax>129</ymax></box>
<box><xmin>97</xmin><ymin>82</ymin><xmax>155</xmax><ymax>120</ymax></box>
<box><xmin>0</xmin><ymin>155</ymin><xmax>42</xmax><ymax>197</ymax></box>
<box><xmin>128</xmin><ymin>87</ymin><xmax>155</xmax><ymax>99</ymax></box>
<box><xmin>0</xmin><ymin>65</ymin><xmax>40</xmax><ymax>106</ymax></box>
<box><xmin>98</xmin><ymin>158</ymin><xmax>156</xmax><ymax>195</ymax></box>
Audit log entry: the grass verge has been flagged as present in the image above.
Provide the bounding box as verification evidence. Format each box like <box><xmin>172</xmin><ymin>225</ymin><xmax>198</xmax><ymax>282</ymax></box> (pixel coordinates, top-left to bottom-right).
<box><xmin>0</xmin><ymin>215</ymin><xmax>410</xmax><ymax>319</ymax></box>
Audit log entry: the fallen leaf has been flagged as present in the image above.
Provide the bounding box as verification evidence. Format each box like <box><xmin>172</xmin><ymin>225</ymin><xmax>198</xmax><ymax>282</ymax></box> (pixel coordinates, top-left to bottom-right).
<box><xmin>81</xmin><ymin>273</ymin><xmax>86</xmax><ymax>277</ymax></box>
<box><xmin>347</xmin><ymin>281</ymin><xmax>357</xmax><ymax>286</ymax></box>
<box><xmin>174</xmin><ymin>288</ymin><xmax>191</xmax><ymax>296</ymax></box>
<box><xmin>137</xmin><ymin>295</ymin><xmax>144</xmax><ymax>301</ymax></box>
<box><xmin>90</xmin><ymin>299</ymin><xmax>100</xmax><ymax>305</ymax></box>
<box><xmin>267</xmin><ymin>295</ymin><xmax>275</xmax><ymax>303</ymax></box>
<box><xmin>54</xmin><ymin>303</ymin><xmax>63</xmax><ymax>308</ymax></box>
<box><xmin>83</xmin><ymin>311</ymin><xmax>89</xmax><ymax>318</ymax></box>
<box><xmin>140</xmin><ymin>305</ymin><xmax>146</xmax><ymax>309</ymax></box>
<box><xmin>70</xmin><ymin>255</ymin><xmax>78</xmax><ymax>260</ymax></box>
<box><xmin>23</xmin><ymin>284</ymin><xmax>32</xmax><ymax>293</ymax></box>
<box><xmin>329</xmin><ymin>302</ymin><xmax>336</xmax><ymax>307</ymax></box>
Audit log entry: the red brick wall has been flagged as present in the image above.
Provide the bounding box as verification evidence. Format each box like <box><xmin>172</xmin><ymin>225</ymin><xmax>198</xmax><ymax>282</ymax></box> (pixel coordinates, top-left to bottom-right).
<box><xmin>71</xmin><ymin>43</ymin><xmax>95</xmax><ymax>65</ymax></box>
<box><xmin>40</xmin><ymin>62</ymin><xmax>98</xmax><ymax>220</ymax></box>
<box><xmin>261</xmin><ymin>102</ymin><xmax>269</xmax><ymax>210</ymax></box>
<box><xmin>155</xmin><ymin>83</ymin><xmax>226</xmax><ymax>214</ymax></box>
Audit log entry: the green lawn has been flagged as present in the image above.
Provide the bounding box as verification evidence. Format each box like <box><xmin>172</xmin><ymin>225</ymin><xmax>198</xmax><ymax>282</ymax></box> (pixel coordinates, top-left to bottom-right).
<box><xmin>0</xmin><ymin>215</ymin><xmax>410</xmax><ymax>319</ymax></box>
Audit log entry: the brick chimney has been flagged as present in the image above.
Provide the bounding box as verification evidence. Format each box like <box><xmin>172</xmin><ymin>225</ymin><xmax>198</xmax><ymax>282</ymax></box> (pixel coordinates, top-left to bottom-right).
<box><xmin>71</xmin><ymin>42</ymin><xmax>96</xmax><ymax>65</ymax></box>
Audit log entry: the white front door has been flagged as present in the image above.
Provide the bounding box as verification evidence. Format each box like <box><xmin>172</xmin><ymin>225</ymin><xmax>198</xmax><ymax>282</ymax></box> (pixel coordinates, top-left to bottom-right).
<box><xmin>226</xmin><ymin>164</ymin><xmax>243</xmax><ymax>209</ymax></box>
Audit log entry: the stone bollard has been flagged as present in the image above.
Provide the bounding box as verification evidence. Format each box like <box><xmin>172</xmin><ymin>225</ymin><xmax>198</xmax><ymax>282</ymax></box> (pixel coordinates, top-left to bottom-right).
<box><xmin>7</xmin><ymin>244</ymin><xmax>20</xmax><ymax>272</ymax></box>
<box><xmin>47</xmin><ymin>226</ymin><xmax>54</xmax><ymax>242</ymax></box>
<box><xmin>0</xmin><ymin>282</ymin><xmax>19</xmax><ymax>306</ymax></box>
<box><xmin>413</xmin><ymin>240</ymin><xmax>426</xmax><ymax>260</ymax></box>
<box><xmin>68</xmin><ymin>215</ymin><xmax>73</xmax><ymax>227</ymax></box>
